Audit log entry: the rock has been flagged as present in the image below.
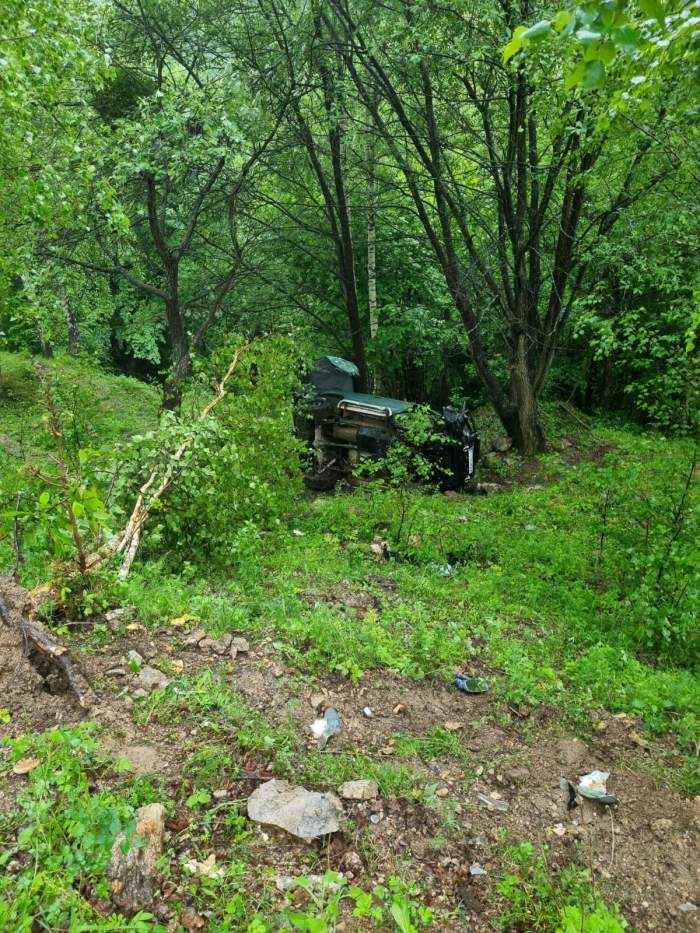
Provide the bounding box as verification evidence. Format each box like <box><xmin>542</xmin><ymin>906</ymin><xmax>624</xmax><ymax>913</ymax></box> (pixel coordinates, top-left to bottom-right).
<box><xmin>555</xmin><ymin>738</ymin><xmax>588</xmax><ymax>768</ymax></box>
<box><xmin>338</xmin><ymin>780</ymin><xmax>379</xmax><ymax>801</ymax></box>
<box><xmin>117</xmin><ymin>745</ymin><xmax>166</xmax><ymax>775</ymax></box>
<box><xmin>106</xmin><ymin>607</ymin><xmax>136</xmax><ymax>625</ymax></box>
<box><xmin>679</xmin><ymin>903</ymin><xmax>697</xmax><ymax>914</ymax></box>
<box><xmin>477</xmin><ymin>482</ymin><xmax>504</xmax><ymax>495</ymax></box>
<box><xmin>247</xmin><ymin>779</ymin><xmax>343</xmax><ymax>843</ymax></box>
<box><xmin>650</xmin><ymin>818</ymin><xmax>673</xmax><ymax>837</ymax></box>
<box><xmin>231</xmin><ymin>637</ymin><xmax>250</xmax><ymax>653</ymax></box>
<box><xmin>127</xmin><ymin>650</ymin><xmax>143</xmax><ymax>667</ymax></box>
<box><xmin>199</xmin><ymin>634</ymin><xmax>232</xmax><ymax>655</ymax></box>
<box><xmin>108</xmin><ymin>803</ymin><xmax>165</xmax><ymax>912</ymax></box>
<box><xmin>492</xmin><ymin>435</ymin><xmax>512</xmax><ymax>453</ymax></box>
<box><xmin>342</xmin><ymin>851</ymin><xmax>363</xmax><ymax>873</ymax></box>
<box><xmin>183</xmin><ymin>628</ymin><xmax>207</xmax><ymax>647</ymax></box>
<box><xmin>136</xmin><ymin>666</ymin><xmax>170</xmax><ymax>692</ymax></box>
<box><xmin>106</xmin><ymin>667</ymin><xmax>127</xmax><ymax>677</ymax></box>
<box><xmin>131</xmin><ymin>689</ymin><xmax>148</xmax><ymax>699</ymax></box>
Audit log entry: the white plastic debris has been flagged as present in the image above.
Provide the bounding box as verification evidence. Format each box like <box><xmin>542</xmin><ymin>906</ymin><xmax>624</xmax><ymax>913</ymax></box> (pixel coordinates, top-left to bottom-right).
<box><xmin>362</xmin><ymin>706</ymin><xmax>374</xmax><ymax>718</ymax></box>
<box><xmin>577</xmin><ymin>770</ymin><xmax>619</xmax><ymax>805</ymax></box>
<box><xmin>310</xmin><ymin>708</ymin><xmax>342</xmax><ymax>749</ymax></box>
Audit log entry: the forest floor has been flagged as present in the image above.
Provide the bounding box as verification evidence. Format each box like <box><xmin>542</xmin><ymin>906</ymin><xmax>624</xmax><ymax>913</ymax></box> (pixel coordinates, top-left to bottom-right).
<box><xmin>0</xmin><ymin>351</ymin><xmax>698</xmax><ymax>931</ymax></box>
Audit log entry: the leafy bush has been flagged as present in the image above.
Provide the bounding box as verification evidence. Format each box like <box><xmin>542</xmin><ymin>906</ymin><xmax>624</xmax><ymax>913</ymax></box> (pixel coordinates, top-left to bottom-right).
<box><xmin>115</xmin><ymin>336</ymin><xmax>304</xmax><ymax>572</ymax></box>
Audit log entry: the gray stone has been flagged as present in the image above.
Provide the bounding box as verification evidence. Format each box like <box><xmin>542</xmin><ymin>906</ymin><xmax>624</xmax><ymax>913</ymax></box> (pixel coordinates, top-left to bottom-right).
<box><xmin>247</xmin><ymin>779</ymin><xmax>343</xmax><ymax>843</ymax></box>
<box><xmin>183</xmin><ymin>628</ymin><xmax>207</xmax><ymax>647</ymax></box>
<box><xmin>231</xmin><ymin>637</ymin><xmax>250</xmax><ymax>653</ymax></box>
<box><xmin>106</xmin><ymin>667</ymin><xmax>127</xmax><ymax>677</ymax></box>
<box><xmin>338</xmin><ymin>780</ymin><xmax>379</xmax><ymax>801</ymax></box>
<box><xmin>108</xmin><ymin>803</ymin><xmax>165</xmax><ymax>912</ymax></box>
<box><xmin>199</xmin><ymin>634</ymin><xmax>233</xmax><ymax>655</ymax></box>
<box><xmin>131</xmin><ymin>688</ymin><xmax>148</xmax><ymax>699</ymax></box>
<box><xmin>492</xmin><ymin>436</ymin><xmax>512</xmax><ymax>453</ymax></box>
<box><xmin>136</xmin><ymin>665</ymin><xmax>170</xmax><ymax>692</ymax></box>
<box><xmin>106</xmin><ymin>607</ymin><xmax>136</xmax><ymax>625</ymax></box>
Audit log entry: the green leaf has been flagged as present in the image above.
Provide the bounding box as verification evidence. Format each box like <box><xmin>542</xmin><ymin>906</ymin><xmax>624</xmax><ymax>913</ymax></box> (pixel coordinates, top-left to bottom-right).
<box><xmin>583</xmin><ymin>59</ymin><xmax>606</xmax><ymax>90</ymax></box>
<box><xmin>553</xmin><ymin>10</ymin><xmax>572</xmax><ymax>32</ymax></box>
<box><xmin>564</xmin><ymin>61</ymin><xmax>585</xmax><ymax>89</ymax></box>
<box><xmin>521</xmin><ymin>20</ymin><xmax>552</xmax><ymax>41</ymax></box>
<box><xmin>502</xmin><ymin>37</ymin><xmax>524</xmax><ymax>63</ymax></box>
<box><xmin>638</xmin><ymin>0</ymin><xmax>666</xmax><ymax>24</ymax></box>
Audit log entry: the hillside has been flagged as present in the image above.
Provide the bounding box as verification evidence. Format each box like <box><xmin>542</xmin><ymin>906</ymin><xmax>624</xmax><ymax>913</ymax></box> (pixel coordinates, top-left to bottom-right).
<box><xmin>1</xmin><ymin>353</ymin><xmax>697</xmax><ymax>931</ymax></box>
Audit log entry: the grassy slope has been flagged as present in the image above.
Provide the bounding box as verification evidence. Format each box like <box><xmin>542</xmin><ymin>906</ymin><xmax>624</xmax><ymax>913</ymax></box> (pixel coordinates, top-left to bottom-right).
<box><xmin>0</xmin><ymin>351</ymin><xmax>697</xmax><ymax>930</ymax></box>
<box><xmin>1</xmin><ymin>349</ymin><xmax>696</xmax><ymax>758</ymax></box>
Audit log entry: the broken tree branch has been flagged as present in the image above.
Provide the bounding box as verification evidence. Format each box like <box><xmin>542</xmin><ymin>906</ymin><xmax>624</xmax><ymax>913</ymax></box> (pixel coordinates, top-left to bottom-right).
<box><xmin>94</xmin><ymin>342</ymin><xmax>252</xmax><ymax>578</ymax></box>
<box><xmin>0</xmin><ymin>584</ymin><xmax>94</xmax><ymax>709</ymax></box>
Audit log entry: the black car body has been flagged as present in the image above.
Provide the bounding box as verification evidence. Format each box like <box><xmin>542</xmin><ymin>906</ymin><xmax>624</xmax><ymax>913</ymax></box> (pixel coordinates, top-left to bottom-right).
<box><xmin>298</xmin><ymin>356</ymin><xmax>480</xmax><ymax>490</ymax></box>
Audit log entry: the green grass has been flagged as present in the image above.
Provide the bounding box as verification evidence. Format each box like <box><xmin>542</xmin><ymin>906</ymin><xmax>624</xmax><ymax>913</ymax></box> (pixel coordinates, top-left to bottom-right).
<box><xmin>0</xmin><ymin>341</ymin><xmax>696</xmax><ymax>930</ymax></box>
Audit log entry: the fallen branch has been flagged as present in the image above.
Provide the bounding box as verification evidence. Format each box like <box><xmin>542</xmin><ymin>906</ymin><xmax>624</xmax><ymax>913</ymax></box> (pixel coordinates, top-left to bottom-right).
<box><xmin>558</xmin><ymin>400</ymin><xmax>591</xmax><ymax>429</ymax></box>
<box><xmin>0</xmin><ymin>585</ymin><xmax>94</xmax><ymax>709</ymax></box>
<box><xmin>94</xmin><ymin>342</ymin><xmax>252</xmax><ymax>578</ymax></box>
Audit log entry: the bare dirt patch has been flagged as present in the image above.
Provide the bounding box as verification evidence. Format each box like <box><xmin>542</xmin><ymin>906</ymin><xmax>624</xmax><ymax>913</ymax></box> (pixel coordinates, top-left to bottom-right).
<box><xmin>1</xmin><ymin>581</ymin><xmax>697</xmax><ymax>930</ymax></box>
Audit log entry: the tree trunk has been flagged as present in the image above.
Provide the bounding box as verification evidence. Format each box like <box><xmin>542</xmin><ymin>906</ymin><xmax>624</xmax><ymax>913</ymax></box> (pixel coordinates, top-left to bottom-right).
<box><xmin>162</xmin><ymin>266</ymin><xmax>191</xmax><ymax>410</ymax></box>
<box><xmin>35</xmin><ymin>319</ymin><xmax>53</xmax><ymax>358</ymax></box>
<box><xmin>509</xmin><ymin>333</ymin><xmax>545</xmax><ymax>455</ymax></box>
<box><xmin>61</xmin><ymin>285</ymin><xmax>80</xmax><ymax>354</ymax></box>
<box><xmin>367</xmin><ymin>132</ymin><xmax>382</xmax><ymax>393</ymax></box>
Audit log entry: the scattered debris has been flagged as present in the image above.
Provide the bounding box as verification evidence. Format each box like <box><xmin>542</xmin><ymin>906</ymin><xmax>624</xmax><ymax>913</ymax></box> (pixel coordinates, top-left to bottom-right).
<box><xmin>184</xmin><ymin>853</ymin><xmax>226</xmax><ymax>879</ymax></box>
<box><xmin>454</xmin><ymin>673</ymin><xmax>488</xmax><ymax>694</ymax></box>
<box><xmin>444</xmin><ymin>721</ymin><xmax>463</xmax><ymax>731</ymax></box>
<box><xmin>362</xmin><ymin>706</ymin><xmax>374</xmax><ymax>718</ymax></box>
<box><xmin>310</xmin><ymin>707</ymin><xmax>342</xmax><ymax>749</ymax></box>
<box><xmin>369</xmin><ymin>813</ymin><xmax>382</xmax><ymax>824</ymax></box>
<box><xmin>108</xmin><ymin>803</ymin><xmax>165</xmax><ymax>912</ymax></box>
<box><xmin>291</xmin><ymin>529</ymin><xmax>305</xmax><ymax>537</ymax></box>
<box><xmin>393</xmin><ymin>703</ymin><xmax>406</xmax><ymax>714</ymax></box>
<box><xmin>339</xmin><ymin>780</ymin><xmax>379</xmax><ymax>801</ymax></box>
<box><xmin>577</xmin><ymin>770</ymin><xmax>619</xmax><ymax>805</ymax></box>
<box><xmin>106</xmin><ymin>666</ymin><xmax>127</xmax><ymax>677</ymax></box>
<box><xmin>12</xmin><ymin>757</ymin><xmax>40</xmax><ymax>775</ymax></box>
<box><xmin>478</xmin><ymin>792</ymin><xmax>509</xmax><ymax>813</ymax></box>
<box><xmin>470</xmin><ymin>863</ymin><xmax>487</xmax><ymax>876</ymax></box>
<box><xmin>679</xmin><ymin>902</ymin><xmax>697</xmax><ymax>914</ymax></box>
<box><xmin>247</xmin><ymin>779</ymin><xmax>343</xmax><ymax>843</ymax></box>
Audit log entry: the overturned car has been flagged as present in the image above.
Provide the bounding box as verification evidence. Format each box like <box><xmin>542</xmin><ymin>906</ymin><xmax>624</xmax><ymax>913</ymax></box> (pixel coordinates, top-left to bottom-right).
<box><xmin>297</xmin><ymin>356</ymin><xmax>480</xmax><ymax>491</ymax></box>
